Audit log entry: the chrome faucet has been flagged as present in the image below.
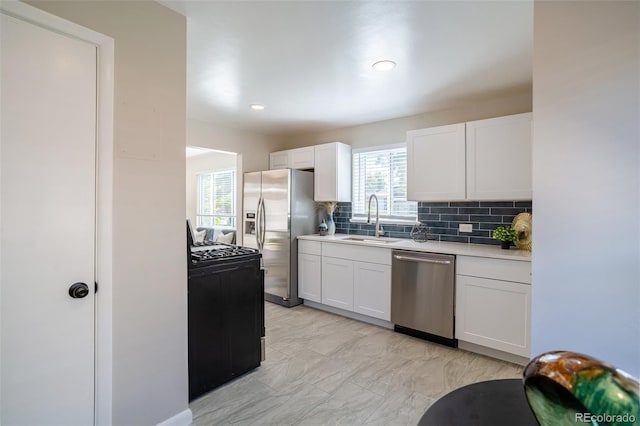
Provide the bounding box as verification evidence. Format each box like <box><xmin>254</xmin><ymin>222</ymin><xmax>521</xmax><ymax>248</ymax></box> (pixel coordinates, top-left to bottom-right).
<box><xmin>367</xmin><ymin>194</ymin><xmax>384</xmax><ymax>238</ymax></box>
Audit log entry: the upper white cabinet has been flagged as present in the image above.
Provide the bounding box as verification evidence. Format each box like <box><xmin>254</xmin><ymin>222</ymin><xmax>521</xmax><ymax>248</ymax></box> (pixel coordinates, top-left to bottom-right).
<box><xmin>466</xmin><ymin>113</ymin><xmax>532</xmax><ymax>200</ymax></box>
<box><xmin>290</xmin><ymin>147</ymin><xmax>315</xmax><ymax>169</ymax></box>
<box><xmin>269</xmin><ymin>146</ymin><xmax>315</xmax><ymax>170</ymax></box>
<box><xmin>406</xmin><ymin>113</ymin><xmax>532</xmax><ymax>201</ymax></box>
<box><xmin>314</xmin><ymin>142</ymin><xmax>351</xmax><ymax>202</ymax></box>
<box><xmin>407</xmin><ymin>123</ymin><xmax>466</xmax><ymax>201</ymax></box>
<box><xmin>269</xmin><ymin>151</ymin><xmax>289</xmax><ymax>170</ymax></box>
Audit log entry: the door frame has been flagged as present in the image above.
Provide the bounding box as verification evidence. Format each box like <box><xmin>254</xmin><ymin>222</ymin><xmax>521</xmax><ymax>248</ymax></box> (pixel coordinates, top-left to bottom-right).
<box><xmin>0</xmin><ymin>2</ymin><xmax>114</xmax><ymax>425</ymax></box>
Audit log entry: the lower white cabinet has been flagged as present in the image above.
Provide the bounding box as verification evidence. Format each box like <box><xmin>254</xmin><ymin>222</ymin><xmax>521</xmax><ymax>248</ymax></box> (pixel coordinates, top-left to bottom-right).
<box><xmin>298</xmin><ymin>253</ymin><xmax>321</xmax><ymax>303</ymax></box>
<box><xmin>321</xmin><ymin>256</ymin><xmax>354</xmax><ymax>310</ymax></box>
<box><xmin>298</xmin><ymin>240</ymin><xmax>392</xmax><ymax>322</ymax></box>
<box><xmin>353</xmin><ymin>261</ymin><xmax>391</xmax><ymax>321</ymax></box>
<box><xmin>455</xmin><ymin>256</ymin><xmax>531</xmax><ymax>358</ymax></box>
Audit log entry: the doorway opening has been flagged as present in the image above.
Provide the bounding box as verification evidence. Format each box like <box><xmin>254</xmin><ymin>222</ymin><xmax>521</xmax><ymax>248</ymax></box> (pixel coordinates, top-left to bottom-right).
<box><xmin>186</xmin><ymin>146</ymin><xmax>242</xmax><ymax>245</ymax></box>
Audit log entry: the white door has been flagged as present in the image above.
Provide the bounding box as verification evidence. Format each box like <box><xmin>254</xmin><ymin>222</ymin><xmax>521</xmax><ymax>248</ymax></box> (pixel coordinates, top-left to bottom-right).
<box><xmin>321</xmin><ymin>257</ymin><xmax>353</xmax><ymax>311</ymax></box>
<box><xmin>353</xmin><ymin>262</ymin><xmax>391</xmax><ymax>321</ymax></box>
<box><xmin>466</xmin><ymin>113</ymin><xmax>533</xmax><ymax>200</ymax></box>
<box><xmin>298</xmin><ymin>253</ymin><xmax>321</xmax><ymax>303</ymax></box>
<box><xmin>1</xmin><ymin>13</ymin><xmax>97</xmax><ymax>425</ymax></box>
<box><xmin>455</xmin><ymin>275</ymin><xmax>531</xmax><ymax>357</ymax></box>
<box><xmin>406</xmin><ymin>123</ymin><xmax>466</xmax><ymax>201</ymax></box>
<box><xmin>314</xmin><ymin>143</ymin><xmax>337</xmax><ymax>202</ymax></box>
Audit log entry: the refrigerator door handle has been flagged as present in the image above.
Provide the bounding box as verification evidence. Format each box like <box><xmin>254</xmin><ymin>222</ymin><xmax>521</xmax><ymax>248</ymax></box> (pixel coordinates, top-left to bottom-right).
<box><xmin>259</xmin><ymin>197</ymin><xmax>266</xmax><ymax>249</ymax></box>
<box><xmin>256</xmin><ymin>197</ymin><xmax>263</xmax><ymax>250</ymax></box>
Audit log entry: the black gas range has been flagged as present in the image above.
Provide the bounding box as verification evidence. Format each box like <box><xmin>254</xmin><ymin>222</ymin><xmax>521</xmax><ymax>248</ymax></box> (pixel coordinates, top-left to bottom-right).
<box><xmin>189</xmin><ymin>242</ymin><xmax>260</xmax><ymax>268</ymax></box>
<box><xmin>186</xmin><ymin>222</ymin><xmax>264</xmax><ymax>401</ymax></box>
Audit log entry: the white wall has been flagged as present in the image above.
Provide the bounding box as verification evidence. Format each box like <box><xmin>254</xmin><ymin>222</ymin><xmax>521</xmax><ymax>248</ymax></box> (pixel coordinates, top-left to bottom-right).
<box><xmin>186</xmin><ymin>151</ymin><xmax>237</xmax><ymax>225</ymax></box>
<box><xmin>532</xmin><ymin>1</ymin><xmax>639</xmax><ymax>376</ymax></box>
<box><xmin>188</xmin><ymin>118</ymin><xmax>282</xmax><ymax>173</ymax></box>
<box><xmin>281</xmin><ymin>90</ymin><xmax>532</xmax><ymax>149</ymax></box>
<box><xmin>27</xmin><ymin>1</ymin><xmax>189</xmax><ymax>424</ymax></box>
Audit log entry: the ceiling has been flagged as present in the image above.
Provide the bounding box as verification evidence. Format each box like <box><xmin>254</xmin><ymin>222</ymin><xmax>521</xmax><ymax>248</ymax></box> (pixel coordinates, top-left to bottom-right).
<box><xmin>161</xmin><ymin>1</ymin><xmax>533</xmax><ymax>136</ymax></box>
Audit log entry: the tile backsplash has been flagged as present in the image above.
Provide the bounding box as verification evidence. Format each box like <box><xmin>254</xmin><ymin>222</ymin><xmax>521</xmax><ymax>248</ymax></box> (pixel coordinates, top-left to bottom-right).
<box><xmin>331</xmin><ymin>201</ymin><xmax>532</xmax><ymax>246</ymax></box>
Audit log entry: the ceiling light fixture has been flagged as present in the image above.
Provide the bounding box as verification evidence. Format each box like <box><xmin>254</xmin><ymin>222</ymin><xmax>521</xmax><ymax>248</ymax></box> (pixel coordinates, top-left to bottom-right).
<box><xmin>372</xmin><ymin>60</ymin><xmax>396</xmax><ymax>72</ymax></box>
<box><xmin>250</xmin><ymin>104</ymin><xmax>265</xmax><ymax>111</ymax></box>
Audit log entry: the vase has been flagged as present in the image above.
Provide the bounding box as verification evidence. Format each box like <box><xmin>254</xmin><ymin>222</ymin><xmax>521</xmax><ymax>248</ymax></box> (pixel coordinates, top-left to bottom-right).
<box><xmin>501</xmin><ymin>241</ymin><xmax>511</xmax><ymax>249</ymax></box>
<box><xmin>326</xmin><ymin>214</ymin><xmax>336</xmax><ymax>235</ymax></box>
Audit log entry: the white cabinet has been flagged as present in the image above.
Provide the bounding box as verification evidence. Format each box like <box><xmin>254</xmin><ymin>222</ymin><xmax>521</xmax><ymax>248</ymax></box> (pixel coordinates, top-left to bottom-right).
<box><xmin>290</xmin><ymin>147</ymin><xmax>315</xmax><ymax>169</ymax></box>
<box><xmin>321</xmin><ymin>256</ymin><xmax>354</xmax><ymax>310</ymax></box>
<box><xmin>466</xmin><ymin>113</ymin><xmax>532</xmax><ymax>200</ymax></box>
<box><xmin>269</xmin><ymin>146</ymin><xmax>315</xmax><ymax>170</ymax></box>
<box><xmin>406</xmin><ymin>113</ymin><xmax>532</xmax><ymax>201</ymax></box>
<box><xmin>269</xmin><ymin>151</ymin><xmax>289</xmax><ymax>170</ymax></box>
<box><xmin>298</xmin><ymin>239</ymin><xmax>392</xmax><ymax>322</ymax></box>
<box><xmin>407</xmin><ymin>123</ymin><xmax>466</xmax><ymax>201</ymax></box>
<box><xmin>353</xmin><ymin>261</ymin><xmax>391</xmax><ymax>321</ymax></box>
<box><xmin>298</xmin><ymin>253</ymin><xmax>322</xmax><ymax>303</ymax></box>
<box><xmin>455</xmin><ymin>256</ymin><xmax>531</xmax><ymax>357</ymax></box>
<box><xmin>298</xmin><ymin>240</ymin><xmax>322</xmax><ymax>303</ymax></box>
<box><xmin>314</xmin><ymin>142</ymin><xmax>351</xmax><ymax>202</ymax></box>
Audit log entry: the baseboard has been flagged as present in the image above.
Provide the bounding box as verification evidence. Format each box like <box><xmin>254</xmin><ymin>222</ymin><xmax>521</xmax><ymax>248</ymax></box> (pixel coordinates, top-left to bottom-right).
<box><xmin>156</xmin><ymin>409</ymin><xmax>193</xmax><ymax>426</ymax></box>
<box><xmin>458</xmin><ymin>341</ymin><xmax>530</xmax><ymax>366</ymax></box>
<box><xmin>303</xmin><ymin>300</ymin><xmax>393</xmax><ymax>329</ymax></box>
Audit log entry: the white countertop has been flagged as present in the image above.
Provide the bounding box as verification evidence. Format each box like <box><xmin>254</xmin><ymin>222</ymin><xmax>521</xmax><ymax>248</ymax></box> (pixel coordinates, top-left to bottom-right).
<box><xmin>298</xmin><ymin>234</ymin><xmax>531</xmax><ymax>262</ymax></box>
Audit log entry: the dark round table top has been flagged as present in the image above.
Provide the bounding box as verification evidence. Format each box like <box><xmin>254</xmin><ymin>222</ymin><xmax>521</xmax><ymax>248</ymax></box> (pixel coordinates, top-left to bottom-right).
<box><xmin>418</xmin><ymin>379</ymin><xmax>539</xmax><ymax>426</ymax></box>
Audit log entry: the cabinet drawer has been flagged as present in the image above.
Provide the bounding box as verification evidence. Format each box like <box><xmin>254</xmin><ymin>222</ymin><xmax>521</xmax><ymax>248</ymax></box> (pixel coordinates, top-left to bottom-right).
<box><xmin>322</xmin><ymin>242</ymin><xmax>391</xmax><ymax>265</ymax></box>
<box><xmin>457</xmin><ymin>256</ymin><xmax>531</xmax><ymax>284</ymax></box>
<box><xmin>299</xmin><ymin>240</ymin><xmax>322</xmax><ymax>255</ymax></box>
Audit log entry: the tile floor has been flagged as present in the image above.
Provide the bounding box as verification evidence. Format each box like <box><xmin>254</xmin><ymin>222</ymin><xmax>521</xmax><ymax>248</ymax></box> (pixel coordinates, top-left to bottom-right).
<box><xmin>190</xmin><ymin>302</ymin><xmax>523</xmax><ymax>425</ymax></box>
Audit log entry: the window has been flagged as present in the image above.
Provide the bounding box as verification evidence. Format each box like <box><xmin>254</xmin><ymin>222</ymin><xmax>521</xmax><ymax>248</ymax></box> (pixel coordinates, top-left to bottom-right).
<box><xmin>196</xmin><ymin>169</ymin><xmax>236</xmax><ymax>228</ymax></box>
<box><xmin>352</xmin><ymin>144</ymin><xmax>417</xmax><ymax>222</ymax></box>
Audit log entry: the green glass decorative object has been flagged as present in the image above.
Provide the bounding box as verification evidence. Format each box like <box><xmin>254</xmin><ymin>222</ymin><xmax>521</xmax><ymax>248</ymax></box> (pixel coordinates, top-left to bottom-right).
<box><xmin>523</xmin><ymin>351</ymin><xmax>640</xmax><ymax>426</ymax></box>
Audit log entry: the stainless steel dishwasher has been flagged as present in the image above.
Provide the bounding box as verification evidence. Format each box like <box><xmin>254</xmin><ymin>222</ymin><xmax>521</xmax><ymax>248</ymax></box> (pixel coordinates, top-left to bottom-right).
<box><xmin>391</xmin><ymin>250</ymin><xmax>457</xmax><ymax>347</ymax></box>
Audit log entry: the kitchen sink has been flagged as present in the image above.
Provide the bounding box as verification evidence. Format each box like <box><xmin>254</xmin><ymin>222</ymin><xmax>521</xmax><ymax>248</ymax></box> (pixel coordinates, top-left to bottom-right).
<box><xmin>342</xmin><ymin>236</ymin><xmax>400</xmax><ymax>244</ymax></box>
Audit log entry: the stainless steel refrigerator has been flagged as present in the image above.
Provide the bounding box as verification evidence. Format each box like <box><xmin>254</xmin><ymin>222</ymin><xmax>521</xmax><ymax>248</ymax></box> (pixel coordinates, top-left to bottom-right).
<box><xmin>243</xmin><ymin>169</ymin><xmax>316</xmax><ymax>307</ymax></box>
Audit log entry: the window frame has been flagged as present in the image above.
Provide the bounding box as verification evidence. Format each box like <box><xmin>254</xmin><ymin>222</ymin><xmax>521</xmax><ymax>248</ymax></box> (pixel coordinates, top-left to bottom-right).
<box><xmin>196</xmin><ymin>168</ymin><xmax>237</xmax><ymax>229</ymax></box>
<box><xmin>350</xmin><ymin>143</ymin><xmax>418</xmax><ymax>225</ymax></box>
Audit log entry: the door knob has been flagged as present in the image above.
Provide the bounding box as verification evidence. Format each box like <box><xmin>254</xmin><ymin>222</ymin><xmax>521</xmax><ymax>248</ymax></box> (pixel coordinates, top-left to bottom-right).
<box><xmin>68</xmin><ymin>282</ymin><xmax>89</xmax><ymax>299</ymax></box>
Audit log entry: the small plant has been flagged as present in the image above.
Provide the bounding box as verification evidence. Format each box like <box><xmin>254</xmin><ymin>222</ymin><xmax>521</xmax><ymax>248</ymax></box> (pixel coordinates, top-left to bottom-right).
<box><xmin>492</xmin><ymin>226</ymin><xmax>517</xmax><ymax>242</ymax></box>
<box><xmin>317</xmin><ymin>201</ymin><xmax>337</xmax><ymax>216</ymax></box>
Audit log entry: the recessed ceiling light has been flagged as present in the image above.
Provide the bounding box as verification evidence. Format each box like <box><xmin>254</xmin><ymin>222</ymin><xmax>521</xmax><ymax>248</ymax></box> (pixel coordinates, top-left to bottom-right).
<box><xmin>372</xmin><ymin>60</ymin><xmax>396</xmax><ymax>72</ymax></box>
<box><xmin>250</xmin><ymin>104</ymin><xmax>265</xmax><ymax>111</ymax></box>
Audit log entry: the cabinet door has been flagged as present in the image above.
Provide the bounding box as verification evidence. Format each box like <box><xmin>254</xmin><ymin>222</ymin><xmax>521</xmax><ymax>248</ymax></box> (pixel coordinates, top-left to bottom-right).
<box><xmin>353</xmin><ymin>261</ymin><xmax>391</xmax><ymax>320</ymax></box>
<box><xmin>299</xmin><ymin>253</ymin><xmax>322</xmax><ymax>303</ymax></box>
<box><xmin>290</xmin><ymin>147</ymin><xmax>315</xmax><ymax>169</ymax></box>
<box><xmin>321</xmin><ymin>256</ymin><xmax>354</xmax><ymax>311</ymax></box>
<box><xmin>314</xmin><ymin>142</ymin><xmax>351</xmax><ymax>202</ymax></box>
<box><xmin>269</xmin><ymin>151</ymin><xmax>289</xmax><ymax>170</ymax></box>
<box><xmin>455</xmin><ymin>275</ymin><xmax>531</xmax><ymax>357</ymax></box>
<box><xmin>407</xmin><ymin>123</ymin><xmax>466</xmax><ymax>201</ymax></box>
<box><xmin>314</xmin><ymin>143</ymin><xmax>336</xmax><ymax>201</ymax></box>
<box><xmin>466</xmin><ymin>113</ymin><xmax>532</xmax><ymax>200</ymax></box>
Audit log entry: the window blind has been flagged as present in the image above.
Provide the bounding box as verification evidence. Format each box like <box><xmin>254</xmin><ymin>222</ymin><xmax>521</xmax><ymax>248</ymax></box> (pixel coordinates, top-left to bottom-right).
<box><xmin>352</xmin><ymin>145</ymin><xmax>417</xmax><ymax>221</ymax></box>
<box><xmin>197</xmin><ymin>170</ymin><xmax>236</xmax><ymax>228</ymax></box>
